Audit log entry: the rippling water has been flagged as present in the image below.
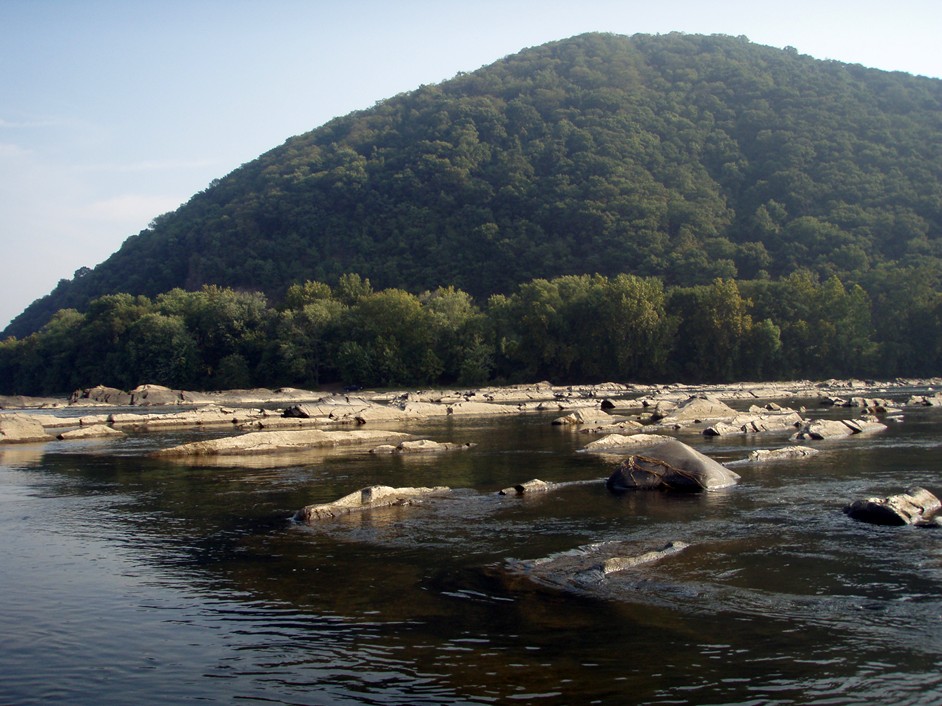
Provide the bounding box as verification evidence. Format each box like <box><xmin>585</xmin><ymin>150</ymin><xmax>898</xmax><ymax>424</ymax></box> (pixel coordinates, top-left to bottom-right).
<box><xmin>2</xmin><ymin>397</ymin><xmax>941</xmax><ymax>705</ymax></box>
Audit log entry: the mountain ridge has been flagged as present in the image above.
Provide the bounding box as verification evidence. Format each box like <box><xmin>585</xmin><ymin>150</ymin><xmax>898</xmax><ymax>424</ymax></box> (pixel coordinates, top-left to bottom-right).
<box><xmin>5</xmin><ymin>31</ymin><xmax>942</xmax><ymax>339</ymax></box>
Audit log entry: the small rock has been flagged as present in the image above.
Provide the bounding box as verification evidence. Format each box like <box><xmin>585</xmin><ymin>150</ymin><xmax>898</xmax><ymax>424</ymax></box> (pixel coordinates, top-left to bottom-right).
<box><xmin>748</xmin><ymin>446</ymin><xmax>819</xmax><ymax>462</ymax></box>
<box><xmin>844</xmin><ymin>487</ymin><xmax>941</xmax><ymax>526</ymax></box>
<box><xmin>499</xmin><ymin>478</ymin><xmax>556</xmax><ymax>496</ymax></box>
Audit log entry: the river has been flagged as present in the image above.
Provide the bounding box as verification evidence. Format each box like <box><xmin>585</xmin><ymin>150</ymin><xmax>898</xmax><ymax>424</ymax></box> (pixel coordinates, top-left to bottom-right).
<box><xmin>1</xmin><ymin>395</ymin><xmax>941</xmax><ymax>705</ymax></box>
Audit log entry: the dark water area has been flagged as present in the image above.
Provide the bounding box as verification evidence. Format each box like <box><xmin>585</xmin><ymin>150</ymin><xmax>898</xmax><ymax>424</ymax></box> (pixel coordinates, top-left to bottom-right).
<box><xmin>2</xmin><ymin>398</ymin><xmax>942</xmax><ymax>705</ymax></box>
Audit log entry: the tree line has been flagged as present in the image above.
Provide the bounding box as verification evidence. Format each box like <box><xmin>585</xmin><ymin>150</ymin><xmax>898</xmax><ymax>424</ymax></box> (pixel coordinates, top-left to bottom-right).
<box><xmin>2</xmin><ymin>269</ymin><xmax>939</xmax><ymax>396</ymax></box>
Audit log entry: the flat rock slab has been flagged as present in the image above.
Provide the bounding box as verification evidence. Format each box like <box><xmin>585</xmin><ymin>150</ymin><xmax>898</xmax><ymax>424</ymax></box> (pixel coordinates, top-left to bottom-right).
<box><xmin>399</xmin><ymin>400</ymin><xmax>519</xmax><ymax>417</ymax></box>
<box><xmin>607</xmin><ymin>439</ymin><xmax>741</xmax><ymax>491</ymax></box>
<box><xmin>845</xmin><ymin>486</ymin><xmax>941</xmax><ymax>526</ymax></box>
<box><xmin>57</xmin><ymin>424</ymin><xmax>126</xmax><ymax>440</ymax></box>
<box><xmin>297</xmin><ymin>485</ymin><xmax>451</xmax><ymax>522</ymax></box>
<box><xmin>370</xmin><ymin>439</ymin><xmax>475</xmax><ymax>454</ymax></box>
<box><xmin>154</xmin><ymin>429</ymin><xmax>412</xmax><ymax>457</ymax></box>
<box><xmin>109</xmin><ymin>407</ymin><xmax>265</xmax><ymax>430</ymax></box>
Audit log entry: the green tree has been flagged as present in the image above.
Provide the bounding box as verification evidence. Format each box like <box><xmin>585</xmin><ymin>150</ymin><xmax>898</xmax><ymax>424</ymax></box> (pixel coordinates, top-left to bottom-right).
<box><xmin>669</xmin><ymin>278</ymin><xmax>753</xmax><ymax>381</ymax></box>
<box><xmin>125</xmin><ymin>313</ymin><xmax>199</xmax><ymax>388</ymax></box>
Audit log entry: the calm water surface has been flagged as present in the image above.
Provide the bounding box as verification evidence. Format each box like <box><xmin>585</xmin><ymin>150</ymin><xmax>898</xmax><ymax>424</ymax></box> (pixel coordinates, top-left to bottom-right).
<box><xmin>1</xmin><ymin>398</ymin><xmax>941</xmax><ymax>705</ymax></box>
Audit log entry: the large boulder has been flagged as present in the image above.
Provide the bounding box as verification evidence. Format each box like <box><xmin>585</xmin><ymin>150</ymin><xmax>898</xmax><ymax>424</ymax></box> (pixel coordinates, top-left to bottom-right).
<box><xmin>606</xmin><ymin>439</ymin><xmax>740</xmax><ymax>491</ymax></box>
<box><xmin>0</xmin><ymin>414</ymin><xmax>52</xmax><ymax>444</ymax></box>
<box><xmin>129</xmin><ymin>384</ymin><xmax>186</xmax><ymax>406</ymax></box>
<box><xmin>844</xmin><ymin>487</ymin><xmax>941</xmax><ymax>526</ymax></box>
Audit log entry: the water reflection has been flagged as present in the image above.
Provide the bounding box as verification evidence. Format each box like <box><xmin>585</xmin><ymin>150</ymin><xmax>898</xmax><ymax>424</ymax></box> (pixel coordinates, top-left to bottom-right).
<box><xmin>0</xmin><ymin>443</ymin><xmax>46</xmax><ymax>468</ymax></box>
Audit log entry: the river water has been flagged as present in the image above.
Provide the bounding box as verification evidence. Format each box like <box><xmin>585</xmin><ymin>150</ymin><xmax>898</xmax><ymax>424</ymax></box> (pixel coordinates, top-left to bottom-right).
<box><xmin>1</xmin><ymin>395</ymin><xmax>941</xmax><ymax>705</ymax></box>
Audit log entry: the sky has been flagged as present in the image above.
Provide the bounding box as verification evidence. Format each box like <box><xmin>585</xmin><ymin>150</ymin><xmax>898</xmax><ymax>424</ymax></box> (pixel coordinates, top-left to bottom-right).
<box><xmin>1</xmin><ymin>0</ymin><xmax>940</xmax><ymax>332</ymax></box>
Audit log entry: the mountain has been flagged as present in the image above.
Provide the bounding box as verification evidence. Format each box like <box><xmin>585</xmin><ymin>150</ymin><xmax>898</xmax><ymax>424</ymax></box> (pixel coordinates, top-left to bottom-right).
<box><xmin>5</xmin><ymin>31</ymin><xmax>942</xmax><ymax>339</ymax></box>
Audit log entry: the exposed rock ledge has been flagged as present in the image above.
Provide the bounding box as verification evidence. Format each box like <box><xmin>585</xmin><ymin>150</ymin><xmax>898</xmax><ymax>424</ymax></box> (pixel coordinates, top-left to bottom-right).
<box><xmin>153</xmin><ymin>429</ymin><xmax>412</xmax><ymax>457</ymax></box>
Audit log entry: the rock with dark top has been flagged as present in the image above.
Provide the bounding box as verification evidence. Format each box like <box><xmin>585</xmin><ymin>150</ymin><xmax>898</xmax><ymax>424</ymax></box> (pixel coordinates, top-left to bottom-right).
<box><xmin>844</xmin><ymin>487</ymin><xmax>941</xmax><ymax>526</ymax></box>
<box><xmin>69</xmin><ymin>385</ymin><xmax>132</xmax><ymax>406</ymax></box>
<box><xmin>606</xmin><ymin>439</ymin><xmax>740</xmax><ymax>492</ymax></box>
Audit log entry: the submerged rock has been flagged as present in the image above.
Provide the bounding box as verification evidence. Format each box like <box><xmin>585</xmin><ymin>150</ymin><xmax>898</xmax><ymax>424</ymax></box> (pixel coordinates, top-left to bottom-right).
<box><xmin>501</xmin><ymin>539</ymin><xmax>690</xmax><ymax>593</ymax></box>
<box><xmin>606</xmin><ymin>439</ymin><xmax>740</xmax><ymax>491</ymax></box>
<box><xmin>296</xmin><ymin>485</ymin><xmax>451</xmax><ymax>522</ymax></box>
<box><xmin>844</xmin><ymin>487</ymin><xmax>941</xmax><ymax>526</ymax></box>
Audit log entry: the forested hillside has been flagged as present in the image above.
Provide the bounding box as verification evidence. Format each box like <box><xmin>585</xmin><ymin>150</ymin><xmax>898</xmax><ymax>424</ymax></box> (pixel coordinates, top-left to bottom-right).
<box><xmin>5</xmin><ymin>31</ymin><xmax>942</xmax><ymax>341</ymax></box>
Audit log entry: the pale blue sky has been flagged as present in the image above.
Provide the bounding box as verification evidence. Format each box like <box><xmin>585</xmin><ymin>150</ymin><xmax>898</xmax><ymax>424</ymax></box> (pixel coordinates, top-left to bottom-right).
<box><xmin>2</xmin><ymin>0</ymin><xmax>940</xmax><ymax>330</ymax></box>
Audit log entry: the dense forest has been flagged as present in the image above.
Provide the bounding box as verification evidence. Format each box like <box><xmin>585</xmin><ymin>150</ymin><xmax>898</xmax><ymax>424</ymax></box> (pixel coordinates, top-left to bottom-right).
<box><xmin>1</xmin><ymin>270</ymin><xmax>939</xmax><ymax>395</ymax></box>
<box><xmin>2</xmin><ymin>32</ymin><xmax>942</xmax><ymax>390</ymax></box>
